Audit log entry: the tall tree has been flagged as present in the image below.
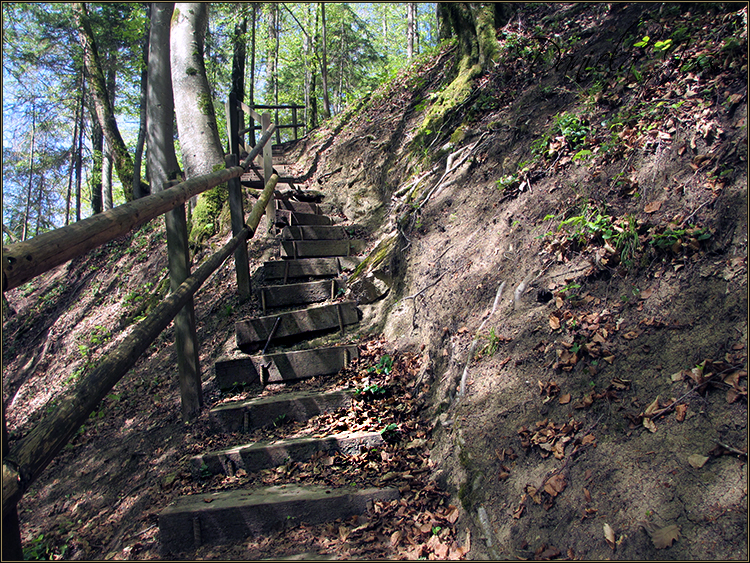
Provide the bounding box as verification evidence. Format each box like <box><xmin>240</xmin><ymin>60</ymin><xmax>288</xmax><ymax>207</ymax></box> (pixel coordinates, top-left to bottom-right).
<box><xmin>72</xmin><ymin>2</ymin><xmax>146</xmax><ymax>202</ymax></box>
<box><xmin>407</xmin><ymin>3</ymin><xmax>416</xmax><ymax>61</ymax></box>
<box><xmin>320</xmin><ymin>2</ymin><xmax>331</xmax><ymax>119</ymax></box>
<box><xmin>170</xmin><ymin>2</ymin><xmax>224</xmax><ymax>180</ymax></box>
<box><xmin>131</xmin><ymin>3</ymin><xmax>151</xmax><ymax>200</ymax></box>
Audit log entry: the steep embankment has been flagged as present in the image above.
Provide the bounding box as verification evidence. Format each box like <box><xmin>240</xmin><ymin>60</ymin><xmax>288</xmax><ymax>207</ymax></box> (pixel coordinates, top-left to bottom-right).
<box><xmin>3</xmin><ymin>3</ymin><xmax>746</xmax><ymax>560</ymax></box>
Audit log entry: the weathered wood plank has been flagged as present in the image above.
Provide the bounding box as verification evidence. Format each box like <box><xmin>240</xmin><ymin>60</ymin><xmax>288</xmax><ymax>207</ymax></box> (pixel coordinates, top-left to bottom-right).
<box><xmin>275</xmin><ymin>209</ymin><xmax>332</xmax><ymax>226</ymax></box>
<box><xmin>279</xmin><ymin>240</ymin><xmax>366</xmax><ymax>258</ymax></box>
<box><xmin>260</xmin><ymin>278</ymin><xmax>345</xmax><ymax>311</ymax></box>
<box><xmin>210</xmin><ymin>390</ymin><xmax>354</xmax><ymax>433</ymax></box>
<box><xmin>191</xmin><ymin>431</ymin><xmax>382</xmax><ymax>477</ymax></box>
<box><xmin>280</xmin><ymin>225</ymin><xmax>361</xmax><ymax>241</ymax></box>
<box><xmin>214</xmin><ymin>345</ymin><xmax>359</xmax><ymax>389</ymax></box>
<box><xmin>235</xmin><ymin>301</ymin><xmax>359</xmax><ymax>352</ymax></box>
<box><xmin>275</xmin><ymin>199</ymin><xmax>320</xmax><ymax>215</ymax></box>
<box><xmin>263</xmin><ymin>258</ymin><xmax>340</xmax><ymax>281</ymax></box>
<box><xmin>159</xmin><ymin>485</ymin><xmax>399</xmax><ymax>555</ymax></box>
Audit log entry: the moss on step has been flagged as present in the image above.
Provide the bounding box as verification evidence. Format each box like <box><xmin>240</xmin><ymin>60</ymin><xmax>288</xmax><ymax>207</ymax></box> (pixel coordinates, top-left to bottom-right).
<box><xmin>349</xmin><ymin>233</ymin><xmax>398</xmax><ymax>283</ymax></box>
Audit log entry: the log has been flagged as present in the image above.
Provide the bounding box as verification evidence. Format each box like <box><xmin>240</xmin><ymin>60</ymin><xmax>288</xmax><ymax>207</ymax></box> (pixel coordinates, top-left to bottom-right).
<box><xmin>2</xmin><ymin>173</ymin><xmax>279</xmax><ymax>517</ymax></box>
<box><xmin>2</xmin><ymin>126</ymin><xmax>276</xmax><ymax>292</ymax></box>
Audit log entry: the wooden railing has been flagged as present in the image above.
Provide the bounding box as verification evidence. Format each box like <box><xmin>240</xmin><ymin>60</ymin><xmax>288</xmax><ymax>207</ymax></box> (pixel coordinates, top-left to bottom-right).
<box><xmin>2</xmin><ymin>109</ymin><xmax>280</xmax><ymax>556</ymax></box>
<box><xmin>228</xmin><ymin>94</ymin><xmax>305</xmax><ymax>149</ymax></box>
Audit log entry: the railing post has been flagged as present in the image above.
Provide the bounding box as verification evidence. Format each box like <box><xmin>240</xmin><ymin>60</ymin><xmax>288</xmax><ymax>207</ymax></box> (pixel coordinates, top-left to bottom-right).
<box><xmin>226</xmin><ymin>154</ymin><xmax>251</xmax><ymax>301</ymax></box>
<box><xmin>248</xmin><ymin>103</ymin><xmax>257</xmax><ymax>148</ymax></box>
<box><xmin>164</xmin><ymin>181</ymin><xmax>202</xmax><ymax>421</ymax></box>
<box><xmin>275</xmin><ymin>108</ymin><xmax>281</xmax><ymax>145</ymax></box>
<box><xmin>225</xmin><ymin>93</ymin><xmax>240</xmax><ymax>157</ymax></box>
<box><xmin>262</xmin><ymin>112</ymin><xmax>275</xmax><ymax>236</ymax></box>
<box><xmin>292</xmin><ymin>106</ymin><xmax>299</xmax><ymax>140</ymax></box>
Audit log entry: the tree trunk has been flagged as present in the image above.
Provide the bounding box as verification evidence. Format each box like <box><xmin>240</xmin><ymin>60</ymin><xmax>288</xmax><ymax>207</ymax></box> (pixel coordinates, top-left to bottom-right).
<box><xmin>90</xmin><ymin>115</ymin><xmax>103</xmax><ymax>215</ymax></box>
<box><xmin>75</xmin><ymin>77</ymin><xmax>85</xmax><ymax>223</ymax></box>
<box><xmin>407</xmin><ymin>3</ymin><xmax>416</xmax><ymax>60</ymax></box>
<box><xmin>22</xmin><ymin>104</ymin><xmax>35</xmax><ymax>241</ymax></box>
<box><xmin>171</xmin><ymin>2</ymin><xmax>224</xmax><ymax>179</ymax></box>
<box><xmin>230</xmin><ymin>5</ymin><xmax>247</xmax><ymax>153</ymax></box>
<box><xmin>437</xmin><ymin>3</ymin><xmax>452</xmax><ymax>41</ymax></box>
<box><xmin>132</xmin><ymin>3</ymin><xmax>150</xmax><ymax>200</ymax></box>
<box><xmin>320</xmin><ymin>2</ymin><xmax>331</xmax><ymax>120</ymax></box>
<box><xmin>73</xmin><ymin>2</ymin><xmax>144</xmax><ymax>202</ymax></box>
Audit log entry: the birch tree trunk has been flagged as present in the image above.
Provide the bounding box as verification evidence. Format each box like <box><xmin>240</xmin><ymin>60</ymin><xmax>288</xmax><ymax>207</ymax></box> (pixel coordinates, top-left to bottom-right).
<box><xmin>407</xmin><ymin>3</ymin><xmax>416</xmax><ymax>60</ymax></box>
<box><xmin>170</xmin><ymin>2</ymin><xmax>224</xmax><ymax>179</ymax></box>
<box><xmin>320</xmin><ymin>2</ymin><xmax>331</xmax><ymax>119</ymax></box>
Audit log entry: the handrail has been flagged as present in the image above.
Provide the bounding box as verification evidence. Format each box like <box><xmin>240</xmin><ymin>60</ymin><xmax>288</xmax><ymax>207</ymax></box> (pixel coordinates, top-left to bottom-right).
<box><xmin>2</xmin><ymin>125</ymin><xmax>276</xmax><ymax>293</ymax></box>
<box><xmin>2</xmin><ymin>172</ymin><xmax>280</xmax><ymax>517</ymax></box>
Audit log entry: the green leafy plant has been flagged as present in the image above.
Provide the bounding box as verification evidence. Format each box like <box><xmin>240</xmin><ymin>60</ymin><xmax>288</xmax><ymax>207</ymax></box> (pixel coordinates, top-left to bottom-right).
<box><xmin>368</xmin><ymin>354</ymin><xmax>393</xmax><ymax>376</ymax></box>
<box><xmin>476</xmin><ymin>327</ymin><xmax>503</xmax><ymax>359</ymax></box>
<box><xmin>496</xmin><ymin>174</ymin><xmax>519</xmax><ymax>192</ymax></box>
<box><xmin>380</xmin><ymin>422</ymin><xmax>400</xmax><ymax>443</ymax></box>
<box><xmin>354</xmin><ymin>383</ymin><xmax>387</xmax><ymax>399</ymax></box>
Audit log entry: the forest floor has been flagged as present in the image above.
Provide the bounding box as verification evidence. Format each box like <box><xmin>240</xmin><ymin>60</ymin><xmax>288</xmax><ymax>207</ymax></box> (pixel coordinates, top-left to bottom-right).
<box><xmin>3</xmin><ymin>3</ymin><xmax>747</xmax><ymax>560</ymax></box>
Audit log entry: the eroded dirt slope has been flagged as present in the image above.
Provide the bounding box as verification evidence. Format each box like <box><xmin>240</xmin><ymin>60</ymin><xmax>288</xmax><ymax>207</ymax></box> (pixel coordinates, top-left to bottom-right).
<box><xmin>3</xmin><ymin>3</ymin><xmax>747</xmax><ymax>560</ymax></box>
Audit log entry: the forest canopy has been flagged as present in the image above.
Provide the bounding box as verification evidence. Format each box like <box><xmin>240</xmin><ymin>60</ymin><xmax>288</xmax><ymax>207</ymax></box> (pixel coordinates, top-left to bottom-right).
<box><xmin>2</xmin><ymin>2</ymin><xmax>440</xmax><ymax>243</ymax></box>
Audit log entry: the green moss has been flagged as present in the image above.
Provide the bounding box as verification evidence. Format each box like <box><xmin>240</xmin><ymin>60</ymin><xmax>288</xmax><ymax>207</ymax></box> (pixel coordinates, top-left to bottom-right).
<box><xmin>350</xmin><ymin>234</ymin><xmax>397</xmax><ymax>282</ymax></box>
<box><xmin>414</xmin><ymin>61</ymin><xmax>482</xmax><ymax>150</ymax></box>
<box><xmin>186</xmin><ymin>67</ymin><xmax>198</xmax><ymax>76</ymax></box>
<box><xmin>189</xmin><ymin>164</ymin><xmax>228</xmax><ymax>245</ymax></box>
<box><xmin>197</xmin><ymin>92</ymin><xmax>215</xmax><ymax>117</ymax></box>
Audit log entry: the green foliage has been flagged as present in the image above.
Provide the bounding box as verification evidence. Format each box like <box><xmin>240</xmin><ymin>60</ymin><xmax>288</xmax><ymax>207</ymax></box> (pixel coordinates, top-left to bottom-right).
<box><xmin>368</xmin><ymin>354</ymin><xmax>393</xmax><ymax>376</ymax></box>
<box><xmin>354</xmin><ymin>383</ymin><xmax>387</xmax><ymax>400</ymax></box>
<box><xmin>23</xmin><ymin>533</ymin><xmax>68</xmax><ymax>561</ymax></box>
<box><xmin>475</xmin><ymin>327</ymin><xmax>503</xmax><ymax>359</ymax></box>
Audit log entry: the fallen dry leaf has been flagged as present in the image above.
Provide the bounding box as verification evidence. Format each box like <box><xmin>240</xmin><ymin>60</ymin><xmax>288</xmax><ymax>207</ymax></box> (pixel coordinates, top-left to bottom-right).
<box><xmin>652</xmin><ymin>524</ymin><xmax>679</xmax><ymax>549</ymax></box>
<box><xmin>603</xmin><ymin>523</ymin><xmax>616</xmax><ymax>551</ymax></box>
<box><xmin>583</xmin><ymin>487</ymin><xmax>592</xmax><ymax>503</ymax></box>
<box><xmin>642</xmin><ymin>417</ymin><xmax>657</xmax><ymax>433</ymax></box>
<box><xmin>559</xmin><ymin>393</ymin><xmax>571</xmax><ymax>405</ymax></box>
<box><xmin>644</xmin><ymin>201</ymin><xmax>663</xmax><ymax>213</ymax></box>
<box><xmin>544</xmin><ymin>474</ymin><xmax>566</xmax><ymax>497</ymax></box>
<box><xmin>675</xmin><ymin>403</ymin><xmax>688</xmax><ymax>421</ymax></box>
<box><xmin>549</xmin><ymin>314</ymin><xmax>561</xmax><ymax>330</ymax></box>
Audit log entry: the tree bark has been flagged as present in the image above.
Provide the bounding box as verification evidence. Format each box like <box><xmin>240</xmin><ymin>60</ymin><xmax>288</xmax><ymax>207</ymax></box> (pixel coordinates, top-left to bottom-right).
<box><xmin>22</xmin><ymin>103</ymin><xmax>35</xmax><ymax>241</ymax></box>
<box><xmin>132</xmin><ymin>3</ymin><xmax>151</xmax><ymax>200</ymax></box>
<box><xmin>230</xmin><ymin>4</ymin><xmax>247</xmax><ymax>153</ymax></box>
<box><xmin>90</xmin><ymin>103</ymin><xmax>104</xmax><ymax>215</ymax></box>
<box><xmin>320</xmin><ymin>2</ymin><xmax>331</xmax><ymax>119</ymax></box>
<box><xmin>171</xmin><ymin>2</ymin><xmax>224</xmax><ymax>179</ymax></box>
<box><xmin>437</xmin><ymin>3</ymin><xmax>452</xmax><ymax>41</ymax></box>
<box><xmin>73</xmin><ymin>2</ymin><xmax>144</xmax><ymax>202</ymax></box>
<box><xmin>407</xmin><ymin>3</ymin><xmax>416</xmax><ymax>60</ymax></box>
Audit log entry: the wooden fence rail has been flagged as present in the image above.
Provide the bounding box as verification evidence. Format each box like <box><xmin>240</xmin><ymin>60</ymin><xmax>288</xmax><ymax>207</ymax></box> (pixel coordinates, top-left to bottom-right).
<box><xmin>1</xmin><ymin>125</ymin><xmax>276</xmax><ymax>293</ymax></box>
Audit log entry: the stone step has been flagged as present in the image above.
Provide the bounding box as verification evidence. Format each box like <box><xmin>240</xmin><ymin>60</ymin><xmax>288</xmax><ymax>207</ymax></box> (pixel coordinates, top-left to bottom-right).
<box><xmin>280</xmin><ymin>225</ymin><xmax>354</xmax><ymax>241</ymax></box>
<box><xmin>280</xmin><ymin>240</ymin><xmax>366</xmax><ymax>259</ymax></box>
<box><xmin>215</xmin><ymin>345</ymin><xmax>359</xmax><ymax>390</ymax></box>
<box><xmin>275</xmin><ymin>209</ymin><xmax>333</xmax><ymax>227</ymax></box>
<box><xmin>275</xmin><ymin>199</ymin><xmax>321</xmax><ymax>215</ymax></box>
<box><xmin>159</xmin><ymin>485</ymin><xmax>399</xmax><ymax>556</ymax></box>
<box><xmin>263</xmin><ymin>257</ymin><xmax>360</xmax><ymax>282</ymax></box>
<box><xmin>235</xmin><ymin>301</ymin><xmax>359</xmax><ymax>353</ymax></box>
<box><xmin>259</xmin><ymin>278</ymin><xmax>346</xmax><ymax>313</ymax></box>
<box><xmin>210</xmin><ymin>389</ymin><xmax>354</xmax><ymax>433</ymax></box>
<box><xmin>191</xmin><ymin>431</ymin><xmax>384</xmax><ymax>477</ymax></box>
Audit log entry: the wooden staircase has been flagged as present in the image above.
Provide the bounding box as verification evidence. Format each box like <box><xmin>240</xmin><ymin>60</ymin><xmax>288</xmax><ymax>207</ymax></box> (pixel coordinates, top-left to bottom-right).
<box><xmin>157</xmin><ymin>190</ymin><xmax>399</xmax><ymax>556</ymax></box>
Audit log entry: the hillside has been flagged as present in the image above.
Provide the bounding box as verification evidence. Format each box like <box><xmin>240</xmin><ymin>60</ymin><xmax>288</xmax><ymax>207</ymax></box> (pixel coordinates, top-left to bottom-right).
<box><xmin>3</xmin><ymin>3</ymin><xmax>747</xmax><ymax>560</ymax></box>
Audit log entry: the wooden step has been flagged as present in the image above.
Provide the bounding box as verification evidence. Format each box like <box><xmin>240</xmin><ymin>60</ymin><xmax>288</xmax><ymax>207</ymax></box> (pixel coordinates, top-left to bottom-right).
<box><xmin>159</xmin><ymin>485</ymin><xmax>399</xmax><ymax>555</ymax></box>
<box><xmin>275</xmin><ymin>199</ymin><xmax>321</xmax><ymax>215</ymax></box>
<box><xmin>235</xmin><ymin>301</ymin><xmax>359</xmax><ymax>352</ymax></box>
<box><xmin>263</xmin><ymin>257</ymin><xmax>360</xmax><ymax>282</ymax></box>
<box><xmin>215</xmin><ymin>345</ymin><xmax>359</xmax><ymax>389</ymax></box>
<box><xmin>259</xmin><ymin>278</ymin><xmax>345</xmax><ymax>312</ymax></box>
<box><xmin>280</xmin><ymin>225</ymin><xmax>354</xmax><ymax>241</ymax></box>
<box><xmin>275</xmin><ymin>209</ymin><xmax>333</xmax><ymax>226</ymax></box>
<box><xmin>191</xmin><ymin>431</ymin><xmax>384</xmax><ymax>477</ymax></box>
<box><xmin>280</xmin><ymin>240</ymin><xmax>366</xmax><ymax>259</ymax></box>
<box><xmin>210</xmin><ymin>389</ymin><xmax>354</xmax><ymax>433</ymax></box>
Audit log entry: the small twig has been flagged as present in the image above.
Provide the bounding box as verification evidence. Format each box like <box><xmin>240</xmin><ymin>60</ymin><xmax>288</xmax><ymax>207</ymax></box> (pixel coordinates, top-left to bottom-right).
<box><xmin>683</xmin><ymin>198</ymin><xmax>713</xmax><ymax>226</ymax></box>
<box><xmin>715</xmin><ymin>440</ymin><xmax>747</xmax><ymax>458</ymax></box>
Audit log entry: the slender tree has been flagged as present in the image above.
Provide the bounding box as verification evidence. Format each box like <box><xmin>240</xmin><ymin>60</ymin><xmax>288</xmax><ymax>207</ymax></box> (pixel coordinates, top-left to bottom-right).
<box><xmin>320</xmin><ymin>2</ymin><xmax>331</xmax><ymax>119</ymax></box>
<box><xmin>72</xmin><ymin>2</ymin><xmax>147</xmax><ymax>201</ymax></box>
<box><xmin>170</xmin><ymin>2</ymin><xmax>224</xmax><ymax>179</ymax></box>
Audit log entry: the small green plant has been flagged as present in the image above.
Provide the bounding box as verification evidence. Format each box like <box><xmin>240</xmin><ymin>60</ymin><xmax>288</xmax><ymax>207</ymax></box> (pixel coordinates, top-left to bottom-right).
<box><xmin>273</xmin><ymin>413</ymin><xmax>289</xmax><ymax>427</ymax></box>
<box><xmin>368</xmin><ymin>354</ymin><xmax>393</xmax><ymax>376</ymax></box>
<box><xmin>23</xmin><ymin>533</ymin><xmax>67</xmax><ymax>561</ymax></box>
<box><xmin>355</xmin><ymin>383</ymin><xmax>387</xmax><ymax>399</ymax></box>
<box><xmin>496</xmin><ymin>174</ymin><xmax>519</xmax><ymax>192</ymax></box>
<box><xmin>432</xmin><ymin>526</ymin><xmax>442</xmax><ymax>535</ymax></box>
<box><xmin>476</xmin><ymin>327</ymin><xmax>503</xmax><ymax>359</ymax></box>
<box><xmin>381</xmin><ymin>422</ymin><xmax>400</xmax><ymax>442</ymax></box>
<box><xmin>199</xmin><ymin>463</ymin><xmax>212</xmax><ymax>479</ymax></box>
